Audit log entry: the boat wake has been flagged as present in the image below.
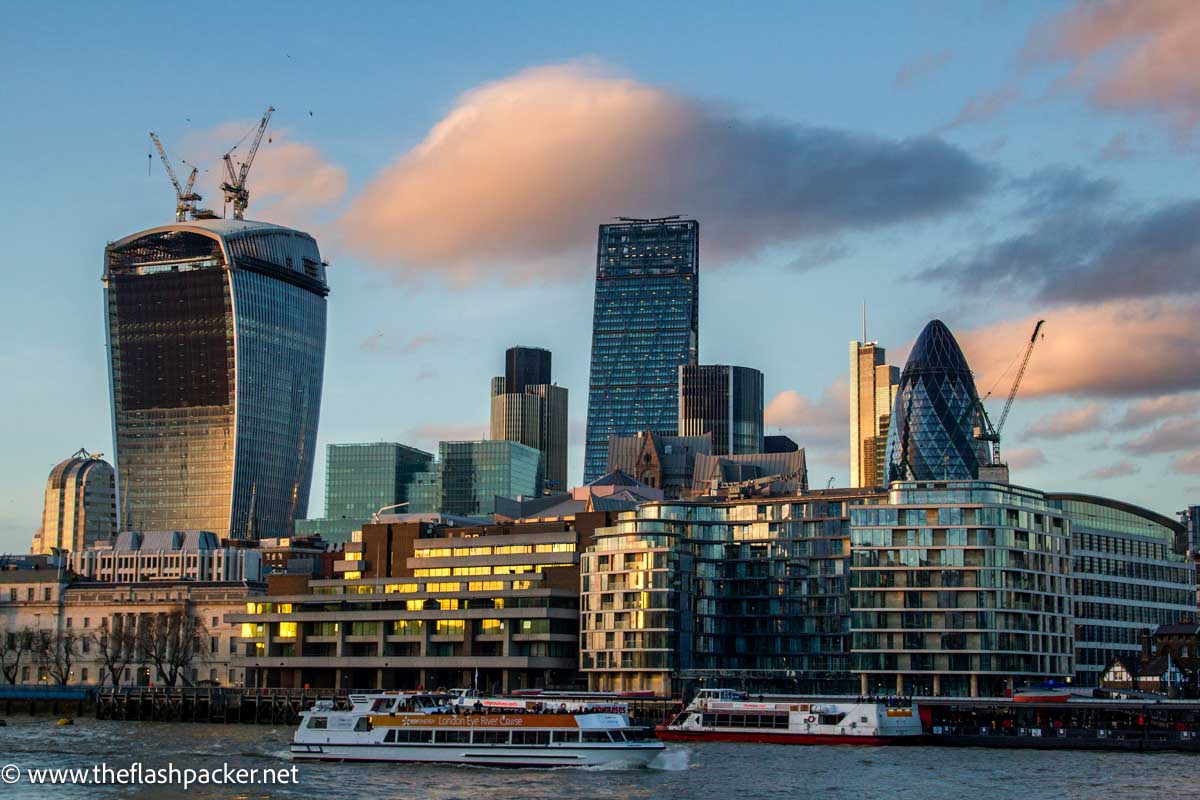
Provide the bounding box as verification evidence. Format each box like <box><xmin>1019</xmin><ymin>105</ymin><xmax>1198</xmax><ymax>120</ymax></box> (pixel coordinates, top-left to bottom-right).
<box><xmin>649</xmin><ymin>748</ymin><xmax>690</xmax><ymax>771</ymax></box>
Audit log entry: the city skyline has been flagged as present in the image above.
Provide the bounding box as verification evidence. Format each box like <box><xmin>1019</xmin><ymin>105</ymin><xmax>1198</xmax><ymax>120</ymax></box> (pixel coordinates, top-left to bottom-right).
<box><xmin>3</xmin><ymin>2</ymin><xmax>1200</xmax><ymax>551</ymax></box>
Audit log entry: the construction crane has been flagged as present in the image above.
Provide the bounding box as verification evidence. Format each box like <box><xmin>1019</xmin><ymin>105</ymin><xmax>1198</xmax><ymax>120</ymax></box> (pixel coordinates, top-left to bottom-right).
<box><xmin>960</xmin><ymin>319</ymin><xmax>1046</xmax><ymax>465</ymax></box>
<box><xmin>993</xmin><ymin>319</ymin><xmax>1045</xmax><ymax>442</ymax></box>
<box><xmin>220</xmin><ymin>106</ymin><xmax>274</xmax><ymax>220</ymax></box>
<box><xmin>149</xmin><ymin>132</ymin><xmax>202</xmax><ymax>222</ymax></box>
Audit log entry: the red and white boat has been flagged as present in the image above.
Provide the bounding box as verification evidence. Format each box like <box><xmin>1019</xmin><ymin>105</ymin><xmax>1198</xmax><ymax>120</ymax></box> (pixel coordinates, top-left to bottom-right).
<box><xmin>656</xmin><ymin>689</ymin><xmax>924</xmax><ymax>746</ymax></box>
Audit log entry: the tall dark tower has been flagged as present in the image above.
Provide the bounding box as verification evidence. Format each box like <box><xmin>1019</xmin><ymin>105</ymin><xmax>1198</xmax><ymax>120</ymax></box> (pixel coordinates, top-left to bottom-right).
<box><xmin>583</xmin><ymin>218</ymin><xmax>699</xmax><ymax>483</ymax></box>
<box><xmin>505</xmin><ymin>346</ymin><xmax>552</xmax><ymax>392</ymax></box>
<box><xmin>104</xmin><ymin>219</ymin><xmax>329</xmax><ymax>538</ymax></box>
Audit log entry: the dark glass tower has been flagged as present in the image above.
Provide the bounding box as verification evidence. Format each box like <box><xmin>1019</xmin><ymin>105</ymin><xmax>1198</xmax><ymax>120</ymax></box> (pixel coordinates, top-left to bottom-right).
<box><xmin>678</xmin><ymin>364</ymin><xmax>764</xmax><ymax>456</ymax></box>
<box><xmin>104</xmin><ymin>219</ymin><xmax>328</xmax><ymax>538</ymax></box>
<box><xmin>505</xmin><ymin>346</ymin><xmax>551</xmax><ymax>391</ymax></box>
<box><xmin>583</xmin><ymin>218</ymin><xmax>699</xmax><ymax>483</ymax></box>
<box><xmin>884</xmin><ymin>320</ymin><xmax>991</xmax><ymax>482</ymax></box>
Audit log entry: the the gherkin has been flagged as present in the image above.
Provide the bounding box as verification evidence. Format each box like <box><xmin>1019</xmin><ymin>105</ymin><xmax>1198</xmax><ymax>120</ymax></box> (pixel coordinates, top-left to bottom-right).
<box><xmin>885</xmin><ymin>320</ymin><xmax>991</xmax><ymax>482</ymax></box>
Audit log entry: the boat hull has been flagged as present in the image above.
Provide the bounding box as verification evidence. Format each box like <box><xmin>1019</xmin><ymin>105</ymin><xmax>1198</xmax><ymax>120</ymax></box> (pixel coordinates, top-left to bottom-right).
<box><xmin>290</xmin><ymin>742</ymin><xmax>665</xmax><ymax>768</ymax></box>
<box><xmin>655</xmin><ymin>728</ymin><xmax>922</xmax><ymax>746</ymax></box>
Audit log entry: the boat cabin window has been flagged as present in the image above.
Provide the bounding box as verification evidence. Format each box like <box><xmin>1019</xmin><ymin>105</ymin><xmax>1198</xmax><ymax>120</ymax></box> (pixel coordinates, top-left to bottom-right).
<box><xmin>436</xmin><ymin>731</ymin><xmax>471</xmax><ymax>744</ymax></box>
<box><xmin>384</xmin><ymin>729</ymin><xmax>396</xmax><ymax>743</ymax></box>
<box><xmin>623</xmin><ymin>728</ymin><xmax>649</xmax><ymax>741</ymax></box>
<box><xmin>581</xmin><ymin>731</ymin><xmax>612</xmax><ymax>743</ymax></box>
<box><xmin>307</xmin><ymin>716</ymin><xmax>328</xmax><ymax>729</ymax></box>
<box><xmin>552</xmin><ymin>731</ymin><xmax>581</xmax><ymax>743</ymax></box>
<box><xmin>511</xmin><ymin>730</ymin><xmax>551</xmax><ymax>746</ymax></box>
<box><xmin>473</xmin><ymin>730</ymin><xmax>509</xmax><ymax>745</ymax></box>
<box><xmin>371</xmin><ymin>698</ymin><xmax>396</xmax><ymax>713</ymax></box>
<box><xmin>354</xmin><ymin>717</ymin><xmax>372</xmax><ymax>732</ymax></box>
<box><xmin>702</xmin><ymin>713</ymin><xmax>789</xmax><ymax>729</ymax></box>
<box><xmin>389</xmin><ymin>729</ymin><xmax>433</xmax><ymax>743</ymax></box>
<box><xmin>818</xmin><ymin>713</ymin><xmax>846</xmax><ymax>726</ymax></box>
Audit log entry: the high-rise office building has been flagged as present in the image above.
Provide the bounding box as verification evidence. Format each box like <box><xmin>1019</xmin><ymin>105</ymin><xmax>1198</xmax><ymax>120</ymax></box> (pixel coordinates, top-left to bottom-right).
<box><xmin>583</xmin><ymin>218</ymin><xmax>699</xmax><ymax>484</ymax></box>
<box><xmin>32</xmin><ymin>449</ymin><xmax>117</xmax><ymax>555</ymax></box>
<box><xmin>884</xmin><ymin>320</ymin><xmax>991</xmax><ymax>483</ymax></box>
<box><xmin>849</xmin><ymin>341</ymin><xmax>899</xmax><ymax>488</ymax></box>
<box><xmin>408</xmin><ymin>441</ymin><xmax>543</xmax><ymax>518</ymax></box>
<box><xmin>505</xmin><ymin>346</ymin><xmax>552</xmax><ymax>392</ymax></box>
<box><xmin>678</xmin><ymin>364</ymin><xmax>764</xmax><ymax>456</ymax></box>
<box><xmin>490</xmin><ymin>346</ymin><xmax>568</xmax><ymax>491</ymax></box>
<box><xmin>1051</xmin><ymin>494</ymin><xmax>1194</xmax><ymax>687</ymax></box>
<box><xmin>295</xmin><ymin>442</ymin><xmax>434</xmax><ymax>542</ymax></box>
<box><xmin>104</xmin><ymin>219</ymin><xmax>328</xmax><ymax>538</ymax></box>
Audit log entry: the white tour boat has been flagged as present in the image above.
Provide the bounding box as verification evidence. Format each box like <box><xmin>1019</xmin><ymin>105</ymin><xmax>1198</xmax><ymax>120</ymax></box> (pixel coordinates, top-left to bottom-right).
<box><xmin>291</xmin><ymin>692</ymin><xmax>665</xmax><ymax>768</ymax></box>
<box><xmin>657</xmin><ymin>689</ymin><xmax>924</xmax><ymax>745</ymax></box>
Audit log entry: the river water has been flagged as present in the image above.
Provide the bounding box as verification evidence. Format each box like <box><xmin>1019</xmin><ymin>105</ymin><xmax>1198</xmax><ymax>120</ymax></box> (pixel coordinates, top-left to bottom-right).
<box><xmin>0</xmin><ymin>718</ymin><xmax>1193</xmax><ymax>799</ymax></box>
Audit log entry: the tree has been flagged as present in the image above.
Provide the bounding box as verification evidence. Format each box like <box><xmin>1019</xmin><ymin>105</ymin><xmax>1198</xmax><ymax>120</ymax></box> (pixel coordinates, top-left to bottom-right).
<box><xmin>94</xmin><ymin>616</ymin><xmax>137</xmax><ymax>688</ymax></box>
<box><xmin>0</xmin><ymin>626</ymin><xmax>35</xmax><ymax>684</ymax></box>
<box><xmin>136</xmin><ymin>609</ymin><xmax>207</xmax><ymax>687</ymax></box>
<box><xmin>33</xmin><ymin>628</ymin><xmax>82</xmax><ymax>685</ymax></box>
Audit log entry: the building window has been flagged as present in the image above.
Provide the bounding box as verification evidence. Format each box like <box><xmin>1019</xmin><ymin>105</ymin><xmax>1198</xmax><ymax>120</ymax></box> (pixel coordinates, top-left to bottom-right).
<box><xmin>81</xmin><ymin>668</ymin><xmax>89</xmax><ymax>682</ymax></box>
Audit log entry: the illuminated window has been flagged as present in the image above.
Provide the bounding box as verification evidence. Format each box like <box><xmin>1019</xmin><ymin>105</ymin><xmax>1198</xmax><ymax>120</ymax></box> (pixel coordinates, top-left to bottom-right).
<box><xmin>392</xmin><ymin>620</ymin><xmax>424</xmax><ymax>635</ymax></box>
<box><xmin>534</xmin><ymin>543</ymin><xmax>574</xmax><ymax>553</ymax></box>
<box><xmin>435</xmin><ymin>620</ymin><xmax>465</xmax><ymax>635</ymax></box>
<box><xmin>480</xmin><ymin>619</ymin><xmax>504</xmax><ymax>633</ymax></box>
<box><xmin>414</xmin><ymin>568</ymin><xmax>451</xmax><ymax>578</ymax></box>
<box><xmin>426</xmin><ymin>582</ymin><xmax>461</xmax><ymax>593</ymax></box>
<box><xmin>278</xmin><ymin>622</ymin><xmax>297</xmax><ymax>638</ymax></box>
<box><xmin>342</xmin><ymin>571</ymin><xmax>362</xmax><ymax>580</ymax></box>
<box><xmin>468</xmin><ymin>581</ymin><xmax>504</xmax><ymax>592</ymax></box>
<box><xmin>452</xmin><ymin>566</ymin><xmax>491</xmax><ymax>576</ymax></box>
<box><xmin>405</xmin><ymin>600</ymin><xmax>425</xmax><ymax>611</ymax></box>
<box><xmin>437</xmin><ymin>599</ymin><xmax>460</xmax><ymax>610</ymax></box>
<box><xmin>385</xmin><ymin>583</ymin><xmax>418</xmax><ymax>594</ymax></box>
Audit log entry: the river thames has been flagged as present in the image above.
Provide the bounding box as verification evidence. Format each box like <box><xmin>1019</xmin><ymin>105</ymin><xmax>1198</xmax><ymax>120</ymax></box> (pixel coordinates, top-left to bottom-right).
<box><xmin>0</xmin><ymin>718</ymin><xmax>1194</xmax><ymax>799</ymax></box>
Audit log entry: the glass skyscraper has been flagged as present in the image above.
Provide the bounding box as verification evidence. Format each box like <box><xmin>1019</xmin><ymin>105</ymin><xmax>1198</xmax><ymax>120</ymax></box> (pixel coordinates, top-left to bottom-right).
<box><xmin>884</xmin><ymin>320</ymin><xmax>991</xmax><ymax>483</ymax></box>
<box><xmin>295</xmin><ymin>442</ymin><xmax>433</xmax><ymax>542</ymax></box>
<box><xmin>678</xmin><ymin>364</ymin><xmax>764</xmax><ymax>456</ymax></box>
<box><xmin>104</xmin><ymin>219</ymin><xmax>328</xmax><ymax>538</ymax></box>
<box><xmin>408</xmin><ymin>441</ymin><xmax>543</xmax><ymax>517</ymax></box>
<box><xmin>583</xmin><ymin>218</ymin><xmax>699</xmax><ymax>484</ymax></box>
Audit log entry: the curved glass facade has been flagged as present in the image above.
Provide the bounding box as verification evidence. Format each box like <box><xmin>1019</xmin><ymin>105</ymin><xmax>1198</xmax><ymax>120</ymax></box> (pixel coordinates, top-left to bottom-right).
<box><xmin>104</xmin><ymin>219</ymin><xmax>328</xmax><ymax>538</ymax></box>
<box><xmin>885</xmin><ymin>320</ymin><xmax>990</xmax><ymax>482</ymax></box>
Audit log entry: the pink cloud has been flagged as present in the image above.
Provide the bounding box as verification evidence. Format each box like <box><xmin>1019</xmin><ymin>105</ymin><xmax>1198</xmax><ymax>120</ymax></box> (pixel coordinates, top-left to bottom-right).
<box><xmin>956</xmin><ymin>299</ymin><xmax>1200</xmax><ymax>399</ymax></box>
<box><xmin>179</xmin><ymin>121</ymin><xmax>346</xmax><ymax>229</ymax></box>
<box><xmin>764</xmin><ymin>378</ymin><xmax>848</xmax><ymax>452</ymax></box>
<box><xmin>939</xmin><ymin>87</ymin><xmax>1021</xmax><ymax>131</ymax></box>
<box><xmin>1004</xmin><ymin>446</ymin><xmax>1047</xmax><ymax>471</ymax></box>
<box><xmin>1026</xmin><ymin>404</ymin><xmax>1106</xmax><ymax>439</ymax></box>
<box><xmin>1122</xmin><ymin>416</ymin><xmax>1200</xmax><ymax>454</ymax></box>
<box><xmin>1082</xmin><ymin>459</ymin><xmax>1141</xmax><ymax>480</ymax></box>
<box><xmin>894</xmin><ymin>50</ymin><xmax>954</xmax><ymax>88</ymax></box>
<box><xmin>1117</xmin><ymin>394</ymin><xmax>1200</xmax><ymax>430</ymax></box>
<box><xmin>1172</xmin><ymin>451</ymin><xmax>1200</xmax><ymax>474</ymax></box>
<box><xmin>1029</xmin><ymin>0</ymin><xmax>1200</xmax><ymax>133</ymax></box>
<box><xmin>337</xmin><ymin>62</ymin><xmax>991</xmax><ymax>283</ymax></box>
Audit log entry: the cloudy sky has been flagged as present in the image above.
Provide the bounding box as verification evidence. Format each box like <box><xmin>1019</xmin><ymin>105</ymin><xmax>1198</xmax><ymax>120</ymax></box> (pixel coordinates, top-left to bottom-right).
<box><xmin>2</xmin><ymin>1</ymin><xmax>1198</xmax><ymax>551</ymax></box>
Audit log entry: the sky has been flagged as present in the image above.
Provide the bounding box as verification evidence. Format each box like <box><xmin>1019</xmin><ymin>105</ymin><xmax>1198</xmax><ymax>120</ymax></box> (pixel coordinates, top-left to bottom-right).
<box><xmin>2</xmin><ymin>0</ymin><xmax>1199</xmax><ymax>551</ymax></box>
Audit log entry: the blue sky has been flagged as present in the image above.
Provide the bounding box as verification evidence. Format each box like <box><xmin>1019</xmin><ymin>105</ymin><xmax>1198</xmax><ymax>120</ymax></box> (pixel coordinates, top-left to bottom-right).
<box><xmin>2</xmin><ymin>1</ymin><xmax>1199</xmax><ymax>551</ymax></box>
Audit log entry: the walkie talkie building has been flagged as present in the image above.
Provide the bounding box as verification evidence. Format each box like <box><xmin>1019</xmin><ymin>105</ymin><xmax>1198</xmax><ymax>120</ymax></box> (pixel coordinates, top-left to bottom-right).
<box><xmin>104</xmin><ymin>219</ymin><xmax>328</xmax><ymax>538</ymax></box>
